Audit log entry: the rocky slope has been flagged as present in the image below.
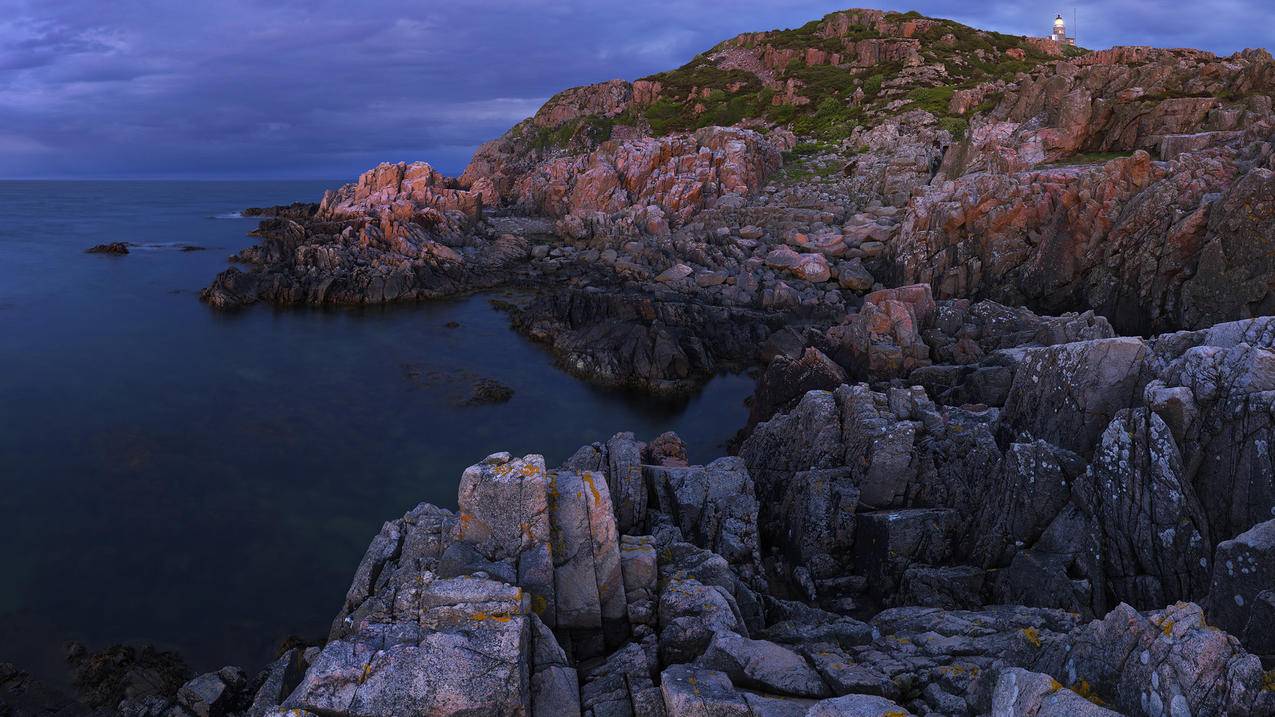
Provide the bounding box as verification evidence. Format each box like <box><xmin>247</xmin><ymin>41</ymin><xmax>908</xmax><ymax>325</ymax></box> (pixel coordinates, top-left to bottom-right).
<box><xmin>199</xmin><ymin>7</ymin><xmax>1275</xmax><ymax>397</ymax></box>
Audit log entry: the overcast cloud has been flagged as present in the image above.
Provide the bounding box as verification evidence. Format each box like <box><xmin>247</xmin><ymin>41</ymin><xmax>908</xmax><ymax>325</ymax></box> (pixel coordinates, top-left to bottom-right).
<box><xmin>1</xmin><ymin>0</ymin><xmax>1271</xmax><ymax>179</ymax></box>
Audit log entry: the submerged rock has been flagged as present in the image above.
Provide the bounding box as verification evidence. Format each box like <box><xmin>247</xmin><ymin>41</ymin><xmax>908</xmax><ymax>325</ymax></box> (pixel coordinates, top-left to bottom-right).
<box><xmin>86</xmin><ymin>242</ymin><xmax>130</xmax><ymax>254</ymax></box>
<box><xmin>462</xmin><ymin>377</ymin><xmax>515</xmax><ymax>405</ymax></box>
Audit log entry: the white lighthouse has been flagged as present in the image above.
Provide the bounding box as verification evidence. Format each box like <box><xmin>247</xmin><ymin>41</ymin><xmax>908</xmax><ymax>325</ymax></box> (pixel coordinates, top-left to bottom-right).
<box><xmin>1051</xmin><ymin>13</ymin><xmax>1076</xmax><ymax>46</ymax></box>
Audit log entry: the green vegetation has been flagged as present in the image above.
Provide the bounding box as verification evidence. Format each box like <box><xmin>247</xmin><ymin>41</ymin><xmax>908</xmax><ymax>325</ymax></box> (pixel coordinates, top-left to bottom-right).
<box><xmin>783</xmin><ymin>141</ymin><xmax>829</xmax><ymax>159</ymax></box>
<box><xmin>528</xmin><ymin>8</ymin><xmax>1079</xmax><ymax>151</ymax></box>
<box><xmin>774</xmin><ymin>156</ymin><xmax>843</xmax><ymax>185</ymax></box>
<box><xmin>937</xmin><ymin>116</ymin><xmax>969</xmax><ymax>140</ymax></box>
<box><xmin>528</xmin><ymin>115</ymin><xmax>615</xmax><ymax>152</ymax></box>
<box><xmin>905</xmin><ymin>86</ymin><xmax>955</xmax><ymax>115</ymax></box>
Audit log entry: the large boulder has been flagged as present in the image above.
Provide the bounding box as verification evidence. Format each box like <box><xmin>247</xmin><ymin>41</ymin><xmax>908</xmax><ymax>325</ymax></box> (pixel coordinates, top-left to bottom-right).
<box><xmin>696</xmin><ymin>631</ymin><xmax>830</xmax><ymax>698</ymax></box>
<box><xmin>806</xmin><ymin>694</ymin><xmax>916</xmax><ymax>716</ymax></box>
<box><xmin>549</xmin><ymin>468</ymin><xmax>629</xmax><ymax>653</ymax></box>
<box><xmin>657</xmin><ymin>578</ymin><xmax>748</xmax><ymax>665</ymax></box>
<box><xmin>1072</xmin><ymin>409</ymin><xmax>1211</xmax><ymax>610</ymax></box>
<box><xmin>745</xmin><ymin>347</ymin><xmax>848</xmax><ymax>431</ymax></box>
<box><xmin>826</xmin><ymin>284</ymin><xmax>935</xmax><ymax>380</ymax></box>
<box><xmin>175</xmin><ymin>667</ymin><xmax>249</xmax><ymax>717</ymax></box>
<box><xmin>646</xmin><ymin>457</ymin><xmax>764</xmax><ymax>586</ymax></box>
<box><xmin>579</xmin><ymin>642</ymin><xmax>663</xmax><ymax>717</ymax></box>
<box><xmin>1028</xmin><ymin>601</ymin><xmax>1273</xmax><ymax>717</ymax></box>
<box><xmin>659</xmin><ymin>665</ymin><xmax>748</xmax><ymax>716</ymax></box>
<box><xmin>738</xmin><ymin>389</ymin><xmax>844</xmax><ymax>508</ymax></box>
<box><xmin>1206</xmin><ymin>519</ymin><xmax>1275</xmax><ymax>657</ymax></box>
<box><xmin>1001</xmin><ymin>337</ymin><xmax>1146</xmax><ymax>455</ymax></box>
<box><xmin>778</xmin><ymin>468</ymin><xmax>859</xmax><ymax>580</ymax></box>
<box><xmin>605</xmin><ymin>432</ymin><xmax>648</xmax><ymax>535</ymax></box>
<box><xmin>968</xmin><ymin>440</ymin><xmax>1085</xmax><ymax>568</ymax></box>
<box><xmin>990</xmin><ymin>668</ymin><xmax>1122</xmax><ymax>717</ymax></box>
<box><xmin>452</xmin><ymin>452</ymin><xmax>556</xmax><ymax>625</ymax></box>
<box><xmin>286</xmin><ymin>575</ymin><xmax>534</xmax><ymax>716</ymax></box>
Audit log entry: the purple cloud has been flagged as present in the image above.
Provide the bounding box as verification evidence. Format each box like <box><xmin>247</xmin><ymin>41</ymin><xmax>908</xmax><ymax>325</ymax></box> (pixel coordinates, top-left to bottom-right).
<box><xmin>0</xmin><ymin>1</ymin><xmax>1271</xmax><ymax>179</ymax></box>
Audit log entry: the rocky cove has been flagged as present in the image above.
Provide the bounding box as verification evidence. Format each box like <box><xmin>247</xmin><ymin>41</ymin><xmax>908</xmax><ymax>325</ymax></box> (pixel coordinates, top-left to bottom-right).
<box><xmin>8</xmin><ymin>6</ymin><xmax>1275</xmax><ymax>717</ymax></box>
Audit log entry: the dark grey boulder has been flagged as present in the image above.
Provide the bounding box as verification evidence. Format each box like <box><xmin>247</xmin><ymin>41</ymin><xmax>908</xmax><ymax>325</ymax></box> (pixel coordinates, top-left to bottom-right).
<box><xmin>1206</xmin><ymin>518</ymin><xmax>1275</xmax><ymax>657</ymax></box>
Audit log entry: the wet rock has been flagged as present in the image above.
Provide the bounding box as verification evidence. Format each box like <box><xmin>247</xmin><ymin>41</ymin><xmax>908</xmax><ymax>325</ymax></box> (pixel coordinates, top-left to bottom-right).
<box><xmin>67</xmin><ymin>643</ymin><xmax>191</xmax><ymax>711</ymax></box>
<box><xmin>0</xmin><ymin>662</ymin><xmax>92</xmax><ymax>717</ymax></box>
<box><xmin>509</xmin><ymin>287</ymin><xmax>784</xmax><ymax>396</ymax></box>
<box><xmin>86</xmin><ymin>242</ymin><xmax>130</xmax><ymax>254</ymax></box>
<box><xmin>462</xmin><ymin>377</ymin><xmax>515</xmax><ymax>405</ymax></box>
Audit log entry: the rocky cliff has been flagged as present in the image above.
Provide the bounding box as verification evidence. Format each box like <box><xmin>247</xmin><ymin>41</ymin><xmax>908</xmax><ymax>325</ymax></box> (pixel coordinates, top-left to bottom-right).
<box><xmin>22</xmin><ymin>6</ymin><xmax>1273</xmax><ymax>717</ymax></box>
<box><xmin>200</xmin><ymin>7</ymin><xmax>1275</xmax><ymax>398</ymax></box>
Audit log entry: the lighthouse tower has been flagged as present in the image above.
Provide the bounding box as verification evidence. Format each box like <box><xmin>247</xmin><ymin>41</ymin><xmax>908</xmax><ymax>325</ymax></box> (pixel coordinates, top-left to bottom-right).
<box><xmin>1050</xmin><ymin>13</ymin><xmax>1076</xmax><ymax>46</ymax></box>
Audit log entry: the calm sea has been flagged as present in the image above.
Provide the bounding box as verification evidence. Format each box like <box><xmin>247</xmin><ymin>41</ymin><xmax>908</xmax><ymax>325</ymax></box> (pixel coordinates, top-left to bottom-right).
<box><xmin>0</xmin><ymin>180</ymin><xmax>751</xmax><ymax>682</ymax></box>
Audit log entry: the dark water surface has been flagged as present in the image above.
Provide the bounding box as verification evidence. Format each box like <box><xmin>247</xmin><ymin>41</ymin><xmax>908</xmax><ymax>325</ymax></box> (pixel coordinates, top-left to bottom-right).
<box><xmin>0</xmin><ymin>181</ymin><xmax>752</xmax><ymax>682</ymax></box>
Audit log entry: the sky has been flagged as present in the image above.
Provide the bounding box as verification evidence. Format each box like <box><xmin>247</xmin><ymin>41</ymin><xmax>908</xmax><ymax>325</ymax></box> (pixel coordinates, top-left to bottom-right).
<box><xmin>1</xmin><ymin>0</ymin><xmax>1272</xmax><ymax>180</ymax></box>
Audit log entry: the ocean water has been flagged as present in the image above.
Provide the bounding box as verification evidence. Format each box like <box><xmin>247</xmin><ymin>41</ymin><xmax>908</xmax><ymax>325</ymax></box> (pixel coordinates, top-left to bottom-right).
<box><xmin>0</xmin><ymin>181</ymin><xmax>753</xmax><ymax>682</ymax></box>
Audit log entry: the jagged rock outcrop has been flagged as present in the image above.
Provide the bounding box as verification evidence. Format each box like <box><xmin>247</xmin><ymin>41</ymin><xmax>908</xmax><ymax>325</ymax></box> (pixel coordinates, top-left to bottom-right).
<box><xmin>896</xmin><ymin>128</ymin><xmax>1275</xmax><ymax>334</ymax></box>
<box><xmin>740</xmin><ymin>317</ymin><xmax>1275</xmax><ymax>626</ymax></box>
<box><xmin>62</xmin><ymin>7</ymin><xmax>1275</xmax><ymax>717</ymax></box>
<box><xmin>514</xmin><ymin>127</ymin><xmax>782</xmax><ymax>225</ymax></box>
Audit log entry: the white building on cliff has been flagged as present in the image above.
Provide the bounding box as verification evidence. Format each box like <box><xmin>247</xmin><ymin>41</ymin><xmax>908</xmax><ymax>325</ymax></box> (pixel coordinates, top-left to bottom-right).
<box><xmin>1051</xmin><ymin>14</ymin><xmax>1077</xmax><ymax>46</ymax></box>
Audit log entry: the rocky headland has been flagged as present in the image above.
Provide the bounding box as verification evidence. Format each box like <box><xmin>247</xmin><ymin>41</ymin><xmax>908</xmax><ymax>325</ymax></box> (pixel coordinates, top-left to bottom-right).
<box><xmin>14</xmin><ymin>7</ymin><xmax>1275</xmax><ymax>717</ymax></box>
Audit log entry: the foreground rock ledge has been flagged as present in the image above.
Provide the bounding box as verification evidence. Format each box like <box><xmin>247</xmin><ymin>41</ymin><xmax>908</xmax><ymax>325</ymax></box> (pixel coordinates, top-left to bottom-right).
<box><xmin>254</xmin><ymin>325</ymin><xmax>1275</xmax><ymax>717</ymax></box>
<box><xmin>255</xmin><ymin>449</ymin><xmax>1272</xmax><ymax>717</ymax></box>
<box><xmin>60</xmin><ymin>307</ymin><xmax>1275</xmax><ymax>717</ymax></box>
